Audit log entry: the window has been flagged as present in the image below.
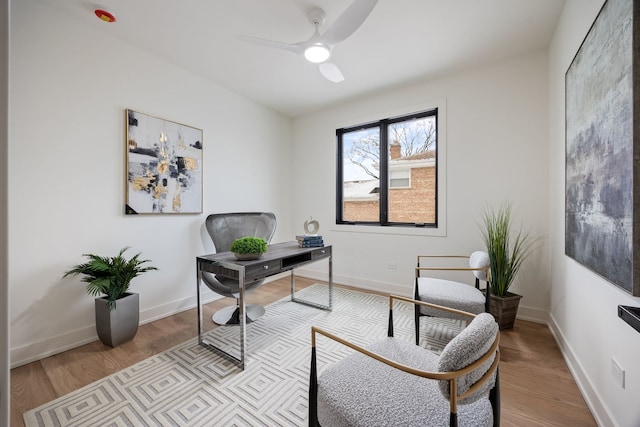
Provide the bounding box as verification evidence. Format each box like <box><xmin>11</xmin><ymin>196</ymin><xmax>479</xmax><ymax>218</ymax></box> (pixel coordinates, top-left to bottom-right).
<box><xmin>336</xmin><ymin>109</ymin><xmax>438</xmax><ymax>227</ymax></box>
<box><xmin>390</xmin><ymin>170</ymin><xmax>410</xmax><ymax>188</ymax></box>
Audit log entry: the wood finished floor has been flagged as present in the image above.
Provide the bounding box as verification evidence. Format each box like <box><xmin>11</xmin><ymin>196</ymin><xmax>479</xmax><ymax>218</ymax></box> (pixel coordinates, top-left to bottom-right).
<box><xmin>11</xmin><ymin>277</ymin><xmax>596</xmax><ymax>426</ymax></box>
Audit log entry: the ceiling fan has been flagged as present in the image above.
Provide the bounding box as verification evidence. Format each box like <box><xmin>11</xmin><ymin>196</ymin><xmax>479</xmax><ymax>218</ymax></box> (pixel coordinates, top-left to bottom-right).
<box><xmin>238</xmin><ymin>0</ymin><xmax>379</xmax><ymax>83</ymax></box>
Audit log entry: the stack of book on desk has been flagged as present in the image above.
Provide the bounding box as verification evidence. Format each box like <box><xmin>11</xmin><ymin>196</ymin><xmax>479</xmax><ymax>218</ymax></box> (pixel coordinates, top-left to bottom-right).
<box><xmin>296</xmin><ymin>234</ymin><xmax>324</xmax><ymax>248</ymax></box>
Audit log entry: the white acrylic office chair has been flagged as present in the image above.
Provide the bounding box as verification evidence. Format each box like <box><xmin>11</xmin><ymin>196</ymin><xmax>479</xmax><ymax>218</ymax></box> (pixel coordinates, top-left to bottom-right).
<box><xmin>202</xmin><ymin>212</ymin><xmax>277</xmax><ymax>325</ymax></box>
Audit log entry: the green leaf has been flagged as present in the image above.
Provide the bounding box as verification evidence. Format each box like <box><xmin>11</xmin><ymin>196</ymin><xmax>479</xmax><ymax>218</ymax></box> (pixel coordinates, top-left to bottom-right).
<box><xmin>480</xmin><ymin>202</ymin><xmax>538</xmax><ymax>297</ymax></box>
<box><xmin>62</xmin><ymin>247</ymin><xmax>158</xmax><ymax>311</ymax></box>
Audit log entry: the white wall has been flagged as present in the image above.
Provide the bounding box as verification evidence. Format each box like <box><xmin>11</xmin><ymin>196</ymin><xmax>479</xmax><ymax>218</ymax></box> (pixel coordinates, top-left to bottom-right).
<box><xmin>292</xmin><ymin>50</ymin><xmax>551</xmax><ymax>322</ymax></box>
<box><xmin>1</xmin><ymin>0</ymin><xmax>9</xmax><ymax>423</ymax></box>
<box><xmin>9</xmin><ymin>1</ymin><xmax>636</xmax><ymax>425</ymax></box>
<box><xmin>9</xmin><ymin>0</ymin><xmax>294</xmax><ymax>366</ymax></box>
<box><xmin>548</xmin><ymin>1</ymin><xmax>640</xmax><ymax>426</ymax></box>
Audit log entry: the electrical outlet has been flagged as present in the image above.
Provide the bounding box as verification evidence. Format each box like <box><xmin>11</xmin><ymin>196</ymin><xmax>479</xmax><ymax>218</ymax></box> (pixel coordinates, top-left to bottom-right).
<box><xmin>611</xmin><ymin>358</ymin><xmax>625</xmax><ymax>389</ymax></box>
<box><xmin>387</xmin><ymin>263</ymin><xmax>397</xmax><ymax>270</ymax></box>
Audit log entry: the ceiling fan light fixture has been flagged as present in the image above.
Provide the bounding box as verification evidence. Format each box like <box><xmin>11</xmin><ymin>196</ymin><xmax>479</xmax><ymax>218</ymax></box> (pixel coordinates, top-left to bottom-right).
<box><xmin>304</xmin><ymin>45</ymin><xmax>331</xmax><ymax>63</ymax></box>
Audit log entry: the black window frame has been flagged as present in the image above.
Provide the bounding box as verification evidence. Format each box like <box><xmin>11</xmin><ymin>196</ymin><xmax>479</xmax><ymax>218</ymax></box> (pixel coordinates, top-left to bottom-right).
<box><xmin>336</xmin><ymin>108</ymin><xmax>438</xmax><ymax>228</ymax></box>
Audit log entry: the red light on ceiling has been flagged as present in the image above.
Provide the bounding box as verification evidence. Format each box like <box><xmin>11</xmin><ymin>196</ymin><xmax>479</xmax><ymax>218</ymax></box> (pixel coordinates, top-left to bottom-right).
<box><xmin>94</xmin><ymin>9</ymin><xmax>116</xmax><ymax>23</ymax></box>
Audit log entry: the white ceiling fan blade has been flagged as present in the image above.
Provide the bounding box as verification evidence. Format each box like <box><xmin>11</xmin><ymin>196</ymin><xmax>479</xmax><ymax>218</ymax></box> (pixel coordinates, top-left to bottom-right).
<box><xmin>237</xmin><ymin>35</ymin><xmax>304</xmax><ymax>55</ymax></box>
<box><xmin>319</xmin><ymin>62</ymin><xmax>345</xmax><ymax>83</ymax></box>
<box><xmin>321</xmin><ymin>0</ymin><xmax>379</xmax><ymax>46</ymax></box>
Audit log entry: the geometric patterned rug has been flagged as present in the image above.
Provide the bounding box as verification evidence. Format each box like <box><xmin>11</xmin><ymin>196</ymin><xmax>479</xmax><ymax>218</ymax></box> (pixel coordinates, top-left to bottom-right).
<box><xmin>24</xmin><ymin>285</ymin><xmax>464</xmax><ymax>427</ymax></box>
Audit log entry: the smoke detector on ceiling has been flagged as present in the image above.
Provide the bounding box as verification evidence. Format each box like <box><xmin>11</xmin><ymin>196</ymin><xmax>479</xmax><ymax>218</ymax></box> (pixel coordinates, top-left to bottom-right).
<box><xmin>94</xmin><ymin>8</ymin><xmax>116</xmax><ymax>23</ymax></box>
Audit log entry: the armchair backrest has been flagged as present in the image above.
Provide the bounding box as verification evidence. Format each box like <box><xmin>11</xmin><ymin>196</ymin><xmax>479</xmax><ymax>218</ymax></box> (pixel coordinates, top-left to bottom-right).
<box><xmin>205</xmin><ymin>212</ymin><xmax>277</xmax><ymax>253</ymax></box>
<box><xmin>469</xmin><ymin>251</ymin><xmax>490</xmax><ymax>281</ymax></box>
<box><xmin>437</xmin><ymin>312</ymin><xmax>499</xmax><ymax>404</ymax></box>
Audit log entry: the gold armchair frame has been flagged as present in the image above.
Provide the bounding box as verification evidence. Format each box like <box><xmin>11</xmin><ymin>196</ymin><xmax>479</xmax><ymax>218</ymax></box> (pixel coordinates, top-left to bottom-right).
<box><xmin>309</xmin><ymin>295</ymin><xmax>500</xmax><ymax>427</ymax></box>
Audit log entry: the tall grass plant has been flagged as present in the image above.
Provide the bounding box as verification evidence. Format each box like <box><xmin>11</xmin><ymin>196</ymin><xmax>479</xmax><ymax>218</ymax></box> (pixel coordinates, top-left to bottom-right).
<box><xmin>481</xmin><ymin>203</ymin><xmax>537</xmax><ymax>297</ymax></box>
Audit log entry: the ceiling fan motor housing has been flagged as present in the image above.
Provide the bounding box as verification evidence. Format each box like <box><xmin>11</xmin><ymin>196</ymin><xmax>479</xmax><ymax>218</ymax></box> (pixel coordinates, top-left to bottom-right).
<box><xmin>308</xmin><ymin>8</ymin><xmax>326</xmax><ymax>27</ymax></box>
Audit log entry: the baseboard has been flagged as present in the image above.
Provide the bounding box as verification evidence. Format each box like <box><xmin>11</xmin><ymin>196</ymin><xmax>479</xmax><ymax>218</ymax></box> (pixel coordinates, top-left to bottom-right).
<box><xmin>10</xmin><ymin>288</ymin><xmax>223</xmax><ymax>368</ymax></box>
<box><xmin>10</xmin><ymin>326</ymin><xmax>99</xmax><ymax>368</ymax></box>
<box><xmin>8</xmin><ymin>271</ymin><xmax>556</xmax><ymax>369</ymax></box>
<box><xmin>293</xmin><ymin>266</ymin><xmax>410</xmax><ymax>297</ymax></box>
<box><xmin>297</xmin><ymin>267</ymin><xmax>552</xmax><ymax>326</ymax></box>
<box><xmin>10</xmin><ymin>273</ymin><xmax>301</xmax><ymax>368</ymax></box>
<box><xmin>515</xmin><ymin>304</ymin><xmax>548</xmax><ymax>324</ymax></box>
<box><xmin>548</xmin><ymin>314</ymin><xmax>615</xmax><ymax>427</ymax></box>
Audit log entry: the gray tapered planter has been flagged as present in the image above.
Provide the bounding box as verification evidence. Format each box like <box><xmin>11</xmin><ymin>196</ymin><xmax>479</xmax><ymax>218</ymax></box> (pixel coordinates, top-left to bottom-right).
<box><xmin>95</xmin><ymin>292</ymin><xmax>139</xmax><ymax>347</ymax></box>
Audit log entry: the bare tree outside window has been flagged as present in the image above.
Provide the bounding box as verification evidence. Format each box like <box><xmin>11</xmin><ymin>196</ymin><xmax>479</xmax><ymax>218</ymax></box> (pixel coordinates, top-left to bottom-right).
<box><xmin>346</xmin><ymin>118</ymin><xmax>436</xmax><ymax>180</ymax></box>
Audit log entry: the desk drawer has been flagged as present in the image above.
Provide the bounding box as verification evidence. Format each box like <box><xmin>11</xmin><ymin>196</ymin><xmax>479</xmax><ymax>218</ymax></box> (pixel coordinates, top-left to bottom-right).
<box><xmin>245</xmin><ymin>259</ymin><xmax>281</xmax><ymax>280</ymax></box>
<box><xmin>311</xmin><ymin>247</ymin><xmax>331</xmax><ymax>260</ymax></box>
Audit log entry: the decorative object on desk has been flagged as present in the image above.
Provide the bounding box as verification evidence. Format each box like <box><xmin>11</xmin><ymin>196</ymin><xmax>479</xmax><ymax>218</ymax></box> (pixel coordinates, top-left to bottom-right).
<box><xmin>125</xmin><ymin>109</ymin><xmax>203</xmax><ymax>215</ymax></box>
<box><xmin>62</xmin><ymin>247</ymin><xmax>158</xmax><ymax>347</ymax></box>
<box><xmin>480</xmin><ymin>202</ymin><xmax>537</xmax><ymax>329</ymax></box>
<box><xmin>304</xmin><ymin>216</ymin><xmax>320</xmax><ymax>235</ymax></box>
<box><xmin>296</xmin><ymin>234</ymin><xmax>324</xmax><ymax>248</ymax></box>
<box><xmin>229</xmin><ymin>236</ymin><xmax>268</xmax><ymax>260</ymax></box>
<box><xmin>565</xmin><ymin>0</ymin><xmax>640</xmax><ymax>296</ymax></box>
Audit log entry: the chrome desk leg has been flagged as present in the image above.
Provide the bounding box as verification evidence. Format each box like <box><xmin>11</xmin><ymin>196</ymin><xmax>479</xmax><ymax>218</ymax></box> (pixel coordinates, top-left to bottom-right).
<box><xmin>197</xmin><ymin>260</ymin><xmax>203</xmax><ymax>344</ymax></box>
<box><xmin>329</xmin><ymin>253</ymin><xmax>333</xmax><ymax>308</ymax></box>
<box><xmin>197</xmin><ymin>261</ymin><xmax>246</xmax><ymax>369</ymax></box>
<box><xmin>238</xmin><ymin>271</ymin><xmax>246</xmax><ymax>369</ymax></box>
<box><xmin>290</xmin><ymin>256</ymin><xmax>333</xmax><ymax>311</ymax></box>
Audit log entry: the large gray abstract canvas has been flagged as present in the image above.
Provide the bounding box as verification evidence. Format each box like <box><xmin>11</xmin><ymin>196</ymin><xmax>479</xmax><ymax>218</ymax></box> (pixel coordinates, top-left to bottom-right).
<box><xmin>565</xmin><ymin>0</ymin><xmax>639</xmax><ymax>295</ymax></box>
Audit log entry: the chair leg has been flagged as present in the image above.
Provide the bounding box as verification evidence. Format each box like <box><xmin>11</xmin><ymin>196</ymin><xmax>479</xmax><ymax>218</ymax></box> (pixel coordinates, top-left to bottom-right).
<box><xmin>212</xmin><ymin>302</ymin><xmax>266</xmax><ymax>325</ymax></box>
<box><xmin>491</xmin><ymin>368</ymin><xmax>501</xmax><ymax>427</ymax></box>
<box><xmin>309</xmin><ymin>347</ymin><xmax>319</xmax><ymax>427</ymax></box>
<box><xmin>414</xmin><ymin>280</ymin><xmax>421</xmax><ymax>345</ymax></box>
<box><xmin>484</xmin><ymin>279</ymin><xmax>491</xmax><ymax>313</ymax></box>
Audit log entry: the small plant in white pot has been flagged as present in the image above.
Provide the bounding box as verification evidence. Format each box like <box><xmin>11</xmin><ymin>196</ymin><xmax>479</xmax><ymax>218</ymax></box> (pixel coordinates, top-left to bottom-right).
<box><xmin>63</xmin><ymin>247</ymin><xmax>158</xmax><ymax>347</ymax></box>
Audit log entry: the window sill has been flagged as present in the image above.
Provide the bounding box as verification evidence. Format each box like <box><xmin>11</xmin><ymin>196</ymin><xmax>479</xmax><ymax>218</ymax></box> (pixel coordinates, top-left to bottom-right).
<box><xmin>331</xmin><ymin>223</ymin><xmax>446</xmax><ymax>237</ymax></box>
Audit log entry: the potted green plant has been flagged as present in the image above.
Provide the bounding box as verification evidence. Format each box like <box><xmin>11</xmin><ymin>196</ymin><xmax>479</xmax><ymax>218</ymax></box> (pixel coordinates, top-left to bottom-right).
<box><xmin>63</xmin><ymin>247</ymin><xmax>158</xmax><ymax>347</ymax></box>
<box><xmin>229</xmin><ymin>236</ymin><xmax>268</xmax><ymax>260</ymax></box>
<box><xmin>480</xmin><ymin>202</ymin><xmax>537</xmax><ymax>329</ymax></box>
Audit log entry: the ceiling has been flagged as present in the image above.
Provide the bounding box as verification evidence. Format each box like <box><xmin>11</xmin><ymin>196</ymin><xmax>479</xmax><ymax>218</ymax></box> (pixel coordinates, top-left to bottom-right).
<box><xmin>35</xmin><ymin>0</ymin><xmax>566</xmax><ymax>117</ymax></box>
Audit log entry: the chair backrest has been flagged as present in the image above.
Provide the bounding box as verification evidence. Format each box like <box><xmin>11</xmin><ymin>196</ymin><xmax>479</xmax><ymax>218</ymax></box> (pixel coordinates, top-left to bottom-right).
<box><xmin>205</xmin><ymin>212</ymin><xmax>277</xmax><ymax>253</ymax></box>
<box><xmin>437</xmin><ymin>312</ymin><xmax>499</xmax><ymax>404</ymax></box>
<box><xmin>469</xmin><ymin>251</ymin><xmax>490</xmax><ymax>281</ymax></box>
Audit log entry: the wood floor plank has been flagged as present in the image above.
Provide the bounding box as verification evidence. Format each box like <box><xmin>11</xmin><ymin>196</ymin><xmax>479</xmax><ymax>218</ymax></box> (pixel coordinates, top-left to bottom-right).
<box><xmin>10</xmin><ymin>362</ymin><xmax>56</xmax><ymax>427</ymax></box>
<box><xmin>11</xmin><ymin>277</ymin><xmax>595</xmax><ymax>426</ymax></box>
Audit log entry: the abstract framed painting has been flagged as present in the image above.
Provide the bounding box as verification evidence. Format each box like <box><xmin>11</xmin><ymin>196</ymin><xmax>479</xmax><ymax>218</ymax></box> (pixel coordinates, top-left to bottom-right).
<box><xmin>565</xmin><ymin>0</ymin><xmax>640</xmax><ymax>296</ymax></box>
<box><xmin>125</xmin><ymin>109</ymin><xmax>203</xmax><ymax>214</ymax></box>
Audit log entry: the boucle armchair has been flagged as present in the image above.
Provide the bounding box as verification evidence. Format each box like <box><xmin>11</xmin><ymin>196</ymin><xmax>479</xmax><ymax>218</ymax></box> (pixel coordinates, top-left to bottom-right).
<box><xmin>309</xmin><ymin>295</ymin><xmax>500</xmax><ymax>427</ymax></box>
<box><xmin>414</xmin><ymin>252</ymin><xmax>491</xmax><ymax>345</ymax></box>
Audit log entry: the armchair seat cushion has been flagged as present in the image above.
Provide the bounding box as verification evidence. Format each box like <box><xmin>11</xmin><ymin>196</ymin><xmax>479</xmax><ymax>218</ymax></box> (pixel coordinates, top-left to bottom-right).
<box><xmin>417</xmin><ymin>278</ymin><xmax>486</xmax><ymax>320</ymax></box>
<box><xmin>317</xmin><ymin>337</ymin><xmax>493</xmax><ymax>427</ymax></box>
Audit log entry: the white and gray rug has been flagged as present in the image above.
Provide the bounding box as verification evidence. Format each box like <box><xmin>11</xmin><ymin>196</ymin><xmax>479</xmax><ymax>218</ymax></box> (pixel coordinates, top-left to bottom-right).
<box><xmin>24</xmin><ymin>285</ymin><xmax>464</xmax><ymax>427</ymax></box>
